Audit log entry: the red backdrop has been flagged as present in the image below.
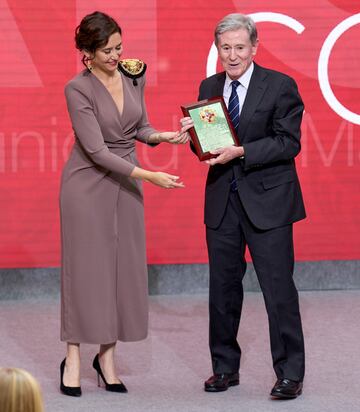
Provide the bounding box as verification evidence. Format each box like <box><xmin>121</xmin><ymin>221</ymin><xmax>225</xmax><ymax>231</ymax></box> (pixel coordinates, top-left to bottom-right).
<box><xmin>0</xmin><ymin>0</ymin><xmax>359</xmax><ymax>268</ymax></box>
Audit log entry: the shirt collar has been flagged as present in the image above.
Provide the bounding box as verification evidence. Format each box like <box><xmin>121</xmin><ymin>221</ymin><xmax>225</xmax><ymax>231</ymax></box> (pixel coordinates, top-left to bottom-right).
<box><xmin>224</xmin><ymin>62</ymin><xmax>254</xmax><ymax>91</ymax></box>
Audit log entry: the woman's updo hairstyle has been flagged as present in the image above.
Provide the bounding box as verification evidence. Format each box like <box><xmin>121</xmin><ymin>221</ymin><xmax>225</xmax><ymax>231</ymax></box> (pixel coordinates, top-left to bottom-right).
<box><xmin>75</xmin><ymin>11</ymin><xmax>122</xmax><ymax>67</ymax></box>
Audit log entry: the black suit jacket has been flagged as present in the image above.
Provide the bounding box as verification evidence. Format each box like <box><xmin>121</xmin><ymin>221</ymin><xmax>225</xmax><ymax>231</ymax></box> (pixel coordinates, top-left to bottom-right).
<box><xmin>198</xmin><ymin>62</ymin><xmax>306</xmax><ymax>230</ymax></box>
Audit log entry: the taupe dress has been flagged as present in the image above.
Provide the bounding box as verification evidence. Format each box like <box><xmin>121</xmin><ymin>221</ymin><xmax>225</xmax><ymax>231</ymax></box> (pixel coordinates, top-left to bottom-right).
<box><xmin>60</xmin><ymin>68</ymin><xmax>156</xmax><ymax>343</ymax></box>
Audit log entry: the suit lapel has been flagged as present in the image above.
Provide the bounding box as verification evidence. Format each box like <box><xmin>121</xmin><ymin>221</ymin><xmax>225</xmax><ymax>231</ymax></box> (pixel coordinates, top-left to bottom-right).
<box><xmin>213</xmin><ymin>73</ymin><xmax>226</xmax><ymax>98</ymax></box>
<box><xmin>205</xmin><ymin>67</ymin><xmax>268</xmax><ymax>142</ymax></box>
<box><xmin>238</xmin><ymin>63</ymin><xmax>268</xmax><ymax>140</ymax></box>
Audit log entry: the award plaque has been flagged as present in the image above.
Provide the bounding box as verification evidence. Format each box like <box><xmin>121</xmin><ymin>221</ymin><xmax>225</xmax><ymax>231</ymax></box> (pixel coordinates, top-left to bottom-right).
<box><xmin>181</xmin><ymin>97</ymin><xmax>240</xmax><ymax>161</ymax></box>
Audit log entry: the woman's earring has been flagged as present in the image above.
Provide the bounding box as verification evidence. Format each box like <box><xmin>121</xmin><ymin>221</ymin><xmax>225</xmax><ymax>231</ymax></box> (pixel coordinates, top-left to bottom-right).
<box><xmin>84</xmin><ymin>56</ymin><xmax>93</xmax><ymax>71</ymax></box>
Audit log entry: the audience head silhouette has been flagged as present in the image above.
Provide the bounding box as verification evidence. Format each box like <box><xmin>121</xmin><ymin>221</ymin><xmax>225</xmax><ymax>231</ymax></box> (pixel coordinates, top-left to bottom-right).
<box><xmin>0</xmin><ymin>368</ymin><xmax>44</xmax><ymax>412</ymax></box>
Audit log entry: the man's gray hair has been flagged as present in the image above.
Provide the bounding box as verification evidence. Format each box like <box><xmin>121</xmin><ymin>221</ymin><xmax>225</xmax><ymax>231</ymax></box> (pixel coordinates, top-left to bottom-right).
<box><xmin>214</xmin><ymin>14</ymin><xmax>258</xmax><ymax>46</ymax></box>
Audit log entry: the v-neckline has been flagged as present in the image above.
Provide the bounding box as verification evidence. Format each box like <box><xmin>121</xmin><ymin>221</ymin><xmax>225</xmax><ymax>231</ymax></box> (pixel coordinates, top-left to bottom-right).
<box><xmin>90</xmin><ymin>69</ymin><xmax>125</xmax><ymax>118</ymax></box>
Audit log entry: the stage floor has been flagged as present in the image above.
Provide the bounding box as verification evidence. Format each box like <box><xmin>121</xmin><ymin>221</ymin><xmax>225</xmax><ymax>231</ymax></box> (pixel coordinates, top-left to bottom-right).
<box><xmin>1</xmin><ymin>291</ymin><xmax>359</xmax><ymax>412</ymax></box>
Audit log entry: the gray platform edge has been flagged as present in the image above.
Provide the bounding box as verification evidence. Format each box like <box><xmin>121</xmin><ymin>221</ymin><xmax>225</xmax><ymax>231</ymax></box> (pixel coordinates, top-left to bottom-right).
<box><xmin>0</xmin><ymin>260</ymin><xmax>359</xmax><ymax>300</ymax></box>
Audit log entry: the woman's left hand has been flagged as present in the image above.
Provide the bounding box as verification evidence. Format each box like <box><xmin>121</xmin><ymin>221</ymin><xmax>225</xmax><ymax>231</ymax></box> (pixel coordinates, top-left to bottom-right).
<box><xmin>160</xmin><ymin>131</ymin><xmax>190</xmax><ymax>145</ymax></box>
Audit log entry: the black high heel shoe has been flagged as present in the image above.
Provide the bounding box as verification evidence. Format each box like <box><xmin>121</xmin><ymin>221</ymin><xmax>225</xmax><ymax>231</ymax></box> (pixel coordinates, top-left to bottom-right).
<box><xmin>60</xmin><ymin>358</ymin><xmax>82</xmax><ymax>397</ymax></box>
<box><xmin>92</xmin><ymin>354</ymin><xmax>128</xmax><ymax>393</ymax></box>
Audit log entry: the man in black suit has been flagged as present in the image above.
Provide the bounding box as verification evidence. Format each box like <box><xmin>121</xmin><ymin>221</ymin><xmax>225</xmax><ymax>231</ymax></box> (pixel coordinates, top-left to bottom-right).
<box><xmin>180</xmin><ymin>14</ymin><xmax>305</xmax><ymax>399</ymax></box>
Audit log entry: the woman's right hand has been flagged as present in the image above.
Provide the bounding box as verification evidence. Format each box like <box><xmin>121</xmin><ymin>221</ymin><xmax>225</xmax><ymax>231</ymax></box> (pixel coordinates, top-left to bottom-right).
<box><xmin>147</xmin><ymin>171</ymin><xmax>185</xmax><ymax>189</ymax></box>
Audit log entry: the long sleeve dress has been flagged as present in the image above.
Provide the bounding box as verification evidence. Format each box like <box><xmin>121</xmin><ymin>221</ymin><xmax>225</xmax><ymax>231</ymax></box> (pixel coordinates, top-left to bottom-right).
<box><xmin>60</xmin><ymin>68</ymin><xmax>156</xmax><ymax>343</ymax></box>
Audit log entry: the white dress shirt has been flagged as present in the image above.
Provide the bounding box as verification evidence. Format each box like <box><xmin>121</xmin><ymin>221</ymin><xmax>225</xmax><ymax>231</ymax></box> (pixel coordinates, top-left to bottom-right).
<box><xmin>223</xmin><ymin>62</ymin><xmax>254</xmax><ymax>114</ymax></box>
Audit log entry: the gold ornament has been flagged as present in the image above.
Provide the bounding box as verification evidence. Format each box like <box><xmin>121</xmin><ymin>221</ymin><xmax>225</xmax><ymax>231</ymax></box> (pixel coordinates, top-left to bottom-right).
<box><xmin>118</xmin><ymin>59</ymin><xmax>147</xmax><ymax>85</ymax></box>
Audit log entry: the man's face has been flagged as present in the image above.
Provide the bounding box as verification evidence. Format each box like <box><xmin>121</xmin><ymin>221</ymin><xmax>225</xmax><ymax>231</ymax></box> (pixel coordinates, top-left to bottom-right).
<box><xmin>217</xmin><ymin>28</ymin><xmax>258</xmax><ymax>80</ymax></box>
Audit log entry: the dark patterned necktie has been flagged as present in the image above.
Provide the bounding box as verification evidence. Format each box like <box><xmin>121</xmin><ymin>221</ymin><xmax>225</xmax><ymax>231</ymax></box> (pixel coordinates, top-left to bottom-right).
<box><xmin>228</xmin><ymin>80</ymin><xmax>240</xmax><ymax>192</ymax></box>
<box><xmin>228</xmin><ymin>80</ymin><xmax>240</xmax><ymax>132</ymax></box>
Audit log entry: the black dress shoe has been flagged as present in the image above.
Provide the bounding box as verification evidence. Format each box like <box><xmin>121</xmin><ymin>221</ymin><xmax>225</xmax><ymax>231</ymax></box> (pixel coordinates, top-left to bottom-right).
<box><xmin>60</xmin><ymin>358</ymin><xmax>82</xmax><ymax>397</ymax></box>
<box><xmin>92</xmin><ymin>354</ymin><xmax>128</xmax><ymax>393</ymax></box>
<box><xmin>270</xmin><ymin>378</ymin><xmax>303</xmax><ymax>399</ymax></box>
<box><xmin>204</xmin><ymin>373</ymin><xmax>239</xmax><ymax>392</ymax></box>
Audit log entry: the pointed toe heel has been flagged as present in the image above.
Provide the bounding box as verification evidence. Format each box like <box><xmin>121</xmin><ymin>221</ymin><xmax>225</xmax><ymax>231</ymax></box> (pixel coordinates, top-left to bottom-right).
<box><xmin>60</xmin><ymin>358</ymin><xmax>82</xmax><ymax>397</ymax></box>
<box><xmin>92</xmin><ymin>354</ymin><xmax>128</xmax><ymax>393</ymax></box>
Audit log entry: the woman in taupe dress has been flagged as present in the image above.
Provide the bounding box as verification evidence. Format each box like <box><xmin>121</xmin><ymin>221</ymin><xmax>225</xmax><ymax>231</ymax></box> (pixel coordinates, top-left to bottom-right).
<box><xmin>59</xmin><ymin>11</ymin><xmax>188</xmax><ymax>397</ymax></box>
